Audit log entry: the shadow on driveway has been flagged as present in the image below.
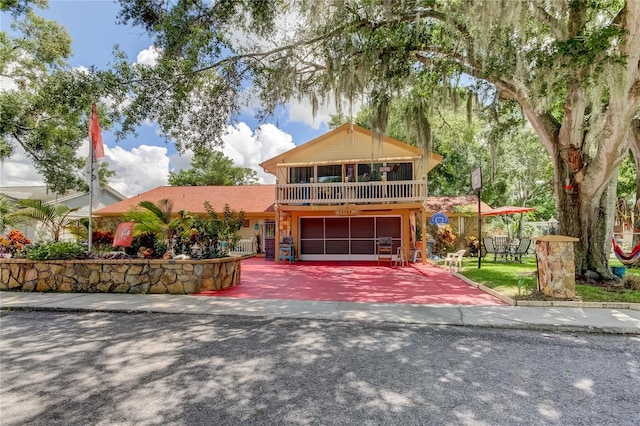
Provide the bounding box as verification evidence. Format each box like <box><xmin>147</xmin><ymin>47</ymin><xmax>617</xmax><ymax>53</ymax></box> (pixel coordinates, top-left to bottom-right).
<box><xmin>196</xmin><ymin>257</ymin><xmax>505</xmax><ymax>306</ymax></box>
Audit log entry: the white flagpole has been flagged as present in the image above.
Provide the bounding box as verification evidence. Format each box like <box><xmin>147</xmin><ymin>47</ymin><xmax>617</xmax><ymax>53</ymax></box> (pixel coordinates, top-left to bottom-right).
<box><xmin>88</xmin><ymin>131</ymin><xmax>94</xmax><ymax>255</ymax></box>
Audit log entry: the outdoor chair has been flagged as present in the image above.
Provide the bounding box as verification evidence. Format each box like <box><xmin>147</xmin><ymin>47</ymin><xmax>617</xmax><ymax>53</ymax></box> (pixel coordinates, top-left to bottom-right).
<box><xmin>493</xmin><ymin>235</ymin><xmax>508</xmax><ymax>254</ymax></box>
<box><xmin>483</xmin><ymin>237</ymin><xmax>506</xmax><ymax>262</ymax></box>
<box><xmin>278</xmin><ymin>237</ymin><xmax>294</xmax><ymax>262</ymax></box>
<box><xmin>444</xmin><ymin>249</ymin><xmax>467</xmax><ymax>272</ymax></box>
<box><xmin>511</xmin><ymin>237</ymin><xmax>531</xmax><ymax>263</ymax></box>
<box><xmin>377</xmin><ymin>236</ymin><xmax>393</xmax><ymax>265</ymax></box>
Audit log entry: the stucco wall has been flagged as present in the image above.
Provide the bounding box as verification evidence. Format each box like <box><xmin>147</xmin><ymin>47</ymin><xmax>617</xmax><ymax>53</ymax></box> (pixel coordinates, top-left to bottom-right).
<box><xmin>0</xmin><ymin>257</ymin><xmax>244</xmax><ymax>295</ymax></box>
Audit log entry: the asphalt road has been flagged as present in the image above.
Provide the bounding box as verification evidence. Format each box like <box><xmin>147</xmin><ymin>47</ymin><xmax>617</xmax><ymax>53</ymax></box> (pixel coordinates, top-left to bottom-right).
<box><xmin>1</xmin><ymin>310</ymin><xmax>639</xmax><ymax>426</ymax></box>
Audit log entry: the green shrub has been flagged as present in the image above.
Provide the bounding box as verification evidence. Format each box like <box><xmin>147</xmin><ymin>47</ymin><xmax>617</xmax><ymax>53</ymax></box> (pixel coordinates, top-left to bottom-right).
<box><xmin>125</xmin><ymin>232</ymin><xmax>157</xmax><ymax>258</ymax></box>
<box><xmin>25</xmin><ymin>242</ymin><xmax>87</xmax><ymax>260</ymax></box>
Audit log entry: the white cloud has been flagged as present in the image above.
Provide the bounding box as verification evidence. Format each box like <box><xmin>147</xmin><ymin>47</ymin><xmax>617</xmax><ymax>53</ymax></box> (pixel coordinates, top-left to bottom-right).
<box><xmin>0</xmin><ymin>74</ymin><xmax>18</xmax><ymax>91</ymax></box>
<box><xmin>0</xmin><ymin>147</ymin><xmax>46</xmax><ymax>186</ymax></box>
<box><xmin>287</xmin><ymin>98</ymin><xmax>335</xmax><ymax>130</ymax></box>
<box><xmin>222</xmin><ymin>123</ymin><xmax>295</xmax><ymax>183</ymax></box>
<box><xmin>169</xmin><ymin>122</ymin><xmax>295</xmax><ymax>184</ymax></box>
<box><xmin>105</xmin><ymin>145</ymin><xmax>169</xmax><ymax>197</ymax></box>
<box><xmin>136</xmin><ymin>46</ymin><xmax>160</xmax><ymax>66</ymax></box>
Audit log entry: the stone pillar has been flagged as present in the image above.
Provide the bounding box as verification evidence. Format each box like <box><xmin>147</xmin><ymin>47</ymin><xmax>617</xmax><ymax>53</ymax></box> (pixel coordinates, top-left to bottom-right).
<box><xmin>532</xmin><ymin>235</ymin><xmax>580</xmax><ymax>298</ymax></box>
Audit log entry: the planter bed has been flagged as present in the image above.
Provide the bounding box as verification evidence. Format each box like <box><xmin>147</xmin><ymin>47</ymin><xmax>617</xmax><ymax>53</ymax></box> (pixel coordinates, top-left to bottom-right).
<box><xmin>0</xmin><ymin>256</ymin><xmax>244</xmax><ymax>295</ymax></box>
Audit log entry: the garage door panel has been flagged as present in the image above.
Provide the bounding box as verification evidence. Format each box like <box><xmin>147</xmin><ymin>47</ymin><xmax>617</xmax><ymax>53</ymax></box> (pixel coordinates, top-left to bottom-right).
<box><xmin>351</xmin><ymin>240</ymin><xmax>374</xmax><ymax>254</ymax></box>
<box><xmin>350</xmin><ymin>217</ymin><xmax>375</xmax><ymax>238</ymax></box>
<box><xmin>326</xmin><ymin>239</ymin><xmax>349</xmax><ymax>254</ymax></box>
<box><xmin>300</xmin><ymin>218</ymin><xmax>324</xmax><ymax>239</ymax></box>
<box><xmin>300</xmin><ymin>239</ymin><xmax>324</xmax><ymax>254</ymax></box>
<box><xmin>376</xmin><ymin>217</ymin><xmax>401</xmax><ymax>238</ymax></box>
<box><xmin>325</xmin><ymin>218</ymin><xmax>349</xmax><ymax>238</ymax></box>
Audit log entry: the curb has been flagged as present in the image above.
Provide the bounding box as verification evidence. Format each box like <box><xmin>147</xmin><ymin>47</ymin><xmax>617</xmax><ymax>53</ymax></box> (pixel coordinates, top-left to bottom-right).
<box><xmin>2</xmin><ymin>300</ymin><xmax>638</xmax><ymax>335</ymax></box>
<box><xmin>447</xmin><ymin>269</ymin><xmax>640</xmax><ymax>311</ymax></box>
<box><xmin>454</xmin><ymin>273</ymin><xmax>516</xmax><ymax>306</ymax></box>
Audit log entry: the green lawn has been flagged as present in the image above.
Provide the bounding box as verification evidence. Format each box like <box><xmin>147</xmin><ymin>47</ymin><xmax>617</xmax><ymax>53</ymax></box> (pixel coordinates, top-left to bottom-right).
<box><xmin>453</xmin><ymin>255</ymin><xmax>640</xmax><ymax>303</ymax></box>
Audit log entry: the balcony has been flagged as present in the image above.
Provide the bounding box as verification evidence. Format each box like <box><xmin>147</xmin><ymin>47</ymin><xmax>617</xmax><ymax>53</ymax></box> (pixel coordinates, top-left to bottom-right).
<box><xmin>276</xmin><ymin>180</ymin><xmax>427</xmax><ymax>205</ymax></box>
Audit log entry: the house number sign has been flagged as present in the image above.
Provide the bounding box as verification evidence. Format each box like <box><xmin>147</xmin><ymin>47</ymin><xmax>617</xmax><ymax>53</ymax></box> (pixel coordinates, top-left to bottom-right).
<box><xmin>335</xmin><ymin>205</ymin><xmax>361</xmax><ymax>216</ymax></box>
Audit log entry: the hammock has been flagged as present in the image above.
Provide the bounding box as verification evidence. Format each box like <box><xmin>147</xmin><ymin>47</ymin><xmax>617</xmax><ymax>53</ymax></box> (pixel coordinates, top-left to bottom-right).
<box><xmin>612</xmin><ymin>239</ymin><xmax>640</xmax><ymax>266</ymax></box>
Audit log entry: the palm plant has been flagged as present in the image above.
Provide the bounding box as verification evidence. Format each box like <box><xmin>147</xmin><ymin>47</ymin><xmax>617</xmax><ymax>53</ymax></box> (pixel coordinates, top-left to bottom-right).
<box><xmin>12</xmin><ymin>199</ymin><xmax>80</xmax><ymax>242</ymax></box>
<box><xmin>0</xmin><ymin>194</ymin><xmax>18</xmax><ymax>233</ymax></box>
<box><xmin>135</xmin><ymin>198</ymin><xmax>176</xmax><ymax>244</ymax></box>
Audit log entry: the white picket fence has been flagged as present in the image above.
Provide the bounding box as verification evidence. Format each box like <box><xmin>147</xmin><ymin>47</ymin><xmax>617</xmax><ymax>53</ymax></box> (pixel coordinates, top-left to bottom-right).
<box><xmin>228</xmin><ymin>237</ymin><xmax>257</xmax><ymax>255</ymax></box>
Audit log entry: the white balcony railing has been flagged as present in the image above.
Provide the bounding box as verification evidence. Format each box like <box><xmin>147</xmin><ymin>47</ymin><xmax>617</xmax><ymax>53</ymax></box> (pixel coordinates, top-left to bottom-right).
<box><xmin>276</xmin><ymin>180</ymin><xmax>426</xmax><ymax>205</ymax></box>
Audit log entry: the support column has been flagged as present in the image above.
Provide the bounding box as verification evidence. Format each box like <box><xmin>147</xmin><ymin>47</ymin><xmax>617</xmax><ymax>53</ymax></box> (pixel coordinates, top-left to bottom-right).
<box><xmin>421</xmin><ymin>207</ymin><xmax>428</xmax><ymax>265</ymax></box>
<box><xmin>533</xmin><ymin>235</ymin><xmax>580</xmax><ymax>298</ymax></box>
<box><xmin>274</xmin><ymin>207</ymin><xmax>280</xmax><ymax>264</ymax></box>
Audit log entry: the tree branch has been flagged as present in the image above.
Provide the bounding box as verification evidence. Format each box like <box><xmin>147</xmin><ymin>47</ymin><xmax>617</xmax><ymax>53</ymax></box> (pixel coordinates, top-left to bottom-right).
<box><xmin>530</xmin><ymin>4</ymin><xmax>566</xmax><ymax>39</ymax></box>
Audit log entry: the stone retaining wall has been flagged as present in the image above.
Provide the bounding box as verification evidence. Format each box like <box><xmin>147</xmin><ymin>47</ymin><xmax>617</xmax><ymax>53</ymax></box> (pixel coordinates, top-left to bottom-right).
<box><xmin>0</xmin><ymin>257</ymin><xmax>244</xmax><ymax>295</ymax></box>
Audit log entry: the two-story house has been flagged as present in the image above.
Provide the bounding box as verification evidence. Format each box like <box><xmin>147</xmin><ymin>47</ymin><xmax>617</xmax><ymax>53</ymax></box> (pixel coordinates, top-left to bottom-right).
<box><xmin>259</xmin><ymin>123</ymin><xmax>443</xmax><ymax>263</ymax></box>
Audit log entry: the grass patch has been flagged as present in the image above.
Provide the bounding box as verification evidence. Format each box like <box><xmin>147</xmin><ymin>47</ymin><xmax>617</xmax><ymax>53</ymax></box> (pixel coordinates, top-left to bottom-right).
<box><xmin>452</xmin><ymin>255</ymin><xmax>640</xmax><ymax>303</ymax></box>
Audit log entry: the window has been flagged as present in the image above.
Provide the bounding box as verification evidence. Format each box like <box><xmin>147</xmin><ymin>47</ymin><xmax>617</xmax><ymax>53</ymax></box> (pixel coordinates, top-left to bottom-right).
<box><xmin>290</xmin><ymin>166</ymin><xmax>313</xmax><ymax>183</ymax></box>
<box><xmin>358</xmin><ymin>163</ymin><xmax>383</xmax><ymax>182</ymax></box>
<box><xmin>386</xmin><ymin>163</ymin><xmax>413</xmax><ymax>181</ymax></box>
<box><xmin>317</xmin><ymin>165</ymin><xmax>342</xmax><ymax>183</ymax></box>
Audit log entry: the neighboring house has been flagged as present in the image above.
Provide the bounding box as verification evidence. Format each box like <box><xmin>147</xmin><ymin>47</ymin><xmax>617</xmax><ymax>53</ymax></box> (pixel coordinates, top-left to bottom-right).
<box><xmin>0</xmin><ymin>185</ymin><xmax>127</xmax><ymax>242</ymax></box>
<box><xmin>424</xmin><ymin>195</ymin><xmax>493</xmax><ymax>237</ymax></box>
<box><xmin>258</xmin><ymin>123</ymin><xmax>445</xmax><ymax>263</ymax></box>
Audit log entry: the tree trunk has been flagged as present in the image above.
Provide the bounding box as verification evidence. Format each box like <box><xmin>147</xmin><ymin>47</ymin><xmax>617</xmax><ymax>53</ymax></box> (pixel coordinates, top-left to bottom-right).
<box><xmin>556</xmin><ymin>164</ymin><xmax>617</xmax><ymax>280</ymax></box>
<box><xmin>634</xmin><ymin>177</ymin><xmax>640</xmax><ymax>248</ymax></box>
<box><xmin>630</xmin><ymin>119</ymin><xmax>640</xmax><ymax>247</ymax></box>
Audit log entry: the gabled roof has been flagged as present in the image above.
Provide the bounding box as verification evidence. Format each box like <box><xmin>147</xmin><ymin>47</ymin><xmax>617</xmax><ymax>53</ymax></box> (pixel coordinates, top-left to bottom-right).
<box><xmin>424</xmin><ymin>195</ymin><xmax>492</xmax><ymax>214</ymax></box>
<box><xmin>0</xmin><ymin>185</ymin><xmax>126</xmax><ymax>204</ymax></box>
<box><xmin>94</xmin><ymin>185</ymin><xmax>276</xmax><ymax>216</ymax></box>
<box><xmin>259</xmin><ymin>123</ymin><xmax>443</xmax><ymax>175</ymax></box>
<box><xmin>0</xmin><ymin>186</ymin><xmax>59</xmax><ymax>202</ymax></box>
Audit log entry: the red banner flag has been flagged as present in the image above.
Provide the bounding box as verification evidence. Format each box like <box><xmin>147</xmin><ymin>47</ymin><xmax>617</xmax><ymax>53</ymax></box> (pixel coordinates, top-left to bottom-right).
<box><xmin>112</xmin><ymin>221</ymin><xmax>135</xmax><ymax>247</ymax></box>
<box><xmin>89</xmin><ymin>104</ymin><xmax>105</xmax><ymax>159</ymax></box>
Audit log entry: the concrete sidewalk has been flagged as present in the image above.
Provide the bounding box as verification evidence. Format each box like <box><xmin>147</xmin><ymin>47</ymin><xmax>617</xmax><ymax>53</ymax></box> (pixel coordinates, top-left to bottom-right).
<box><xmin>2</xmin><ymin>292</ymin><xmax>640</xmax><ymax>334</ymax></box>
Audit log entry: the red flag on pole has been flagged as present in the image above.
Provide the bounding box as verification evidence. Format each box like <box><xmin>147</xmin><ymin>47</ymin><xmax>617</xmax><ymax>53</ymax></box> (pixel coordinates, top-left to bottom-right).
<box><xmin>89</xmin><ymin>104</ymin><xmax>105</xmax><ymax>159</ymax></box>
<box><xmin>113</xmin><ymin>221</ymin><xmax>135</xmax><ymax>247</ymax></box>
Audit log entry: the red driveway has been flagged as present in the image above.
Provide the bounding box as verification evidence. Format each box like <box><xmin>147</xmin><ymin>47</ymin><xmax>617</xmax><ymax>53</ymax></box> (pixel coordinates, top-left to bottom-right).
<box><xmin>197</xmin><ymin>257</ymin><xmax>505</xmax><ymax>306</ymax></box>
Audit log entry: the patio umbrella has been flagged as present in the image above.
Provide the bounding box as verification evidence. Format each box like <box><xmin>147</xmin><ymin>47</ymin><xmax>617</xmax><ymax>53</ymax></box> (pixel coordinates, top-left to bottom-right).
<box><xmin>482</xmin><ymin>206</ymin><xmax>536</xmax><ymax>216</ymax></box>
<box><xmin>482</xmin><ymin>206</ymin><xmax>535</xmax><ymax>239</ymax></box>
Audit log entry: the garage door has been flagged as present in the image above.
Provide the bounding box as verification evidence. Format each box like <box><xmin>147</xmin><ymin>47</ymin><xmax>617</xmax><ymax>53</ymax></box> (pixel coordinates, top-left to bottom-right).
<box><xmin>298</xmin><ymin>216</ymin><xmax>401</xmax><ymax>261</ymax></box>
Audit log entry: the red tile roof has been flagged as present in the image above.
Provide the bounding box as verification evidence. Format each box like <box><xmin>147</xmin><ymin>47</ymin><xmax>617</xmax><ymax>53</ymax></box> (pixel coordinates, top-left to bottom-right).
<box><xmin>424</xmin><ymin>195</ymin><xmax>492</xmax><ymax>214</ymax></box>
<box><xmin>94</xmin><ymin>185</ymin><xmax>276</xmax><ymax>216</ymax></box>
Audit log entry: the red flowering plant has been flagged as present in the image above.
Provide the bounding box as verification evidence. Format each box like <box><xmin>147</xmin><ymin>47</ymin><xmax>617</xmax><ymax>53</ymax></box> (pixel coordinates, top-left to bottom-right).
<box><xmin>0</xmin><ymin>230</ymin><xmax>31</xmax><ymax>257</ymax></box>
<box><xmin>92</xmin><ymin>230</ymin><xmax>115</xmax><ymax>254</ymax></box>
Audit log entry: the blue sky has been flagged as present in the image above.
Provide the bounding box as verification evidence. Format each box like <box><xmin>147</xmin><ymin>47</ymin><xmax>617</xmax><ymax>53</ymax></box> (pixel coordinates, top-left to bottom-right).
<box><xmin>0</xmin><ymin>0</ymin><xmax>334</xmax><ymax>197</ymax></box>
